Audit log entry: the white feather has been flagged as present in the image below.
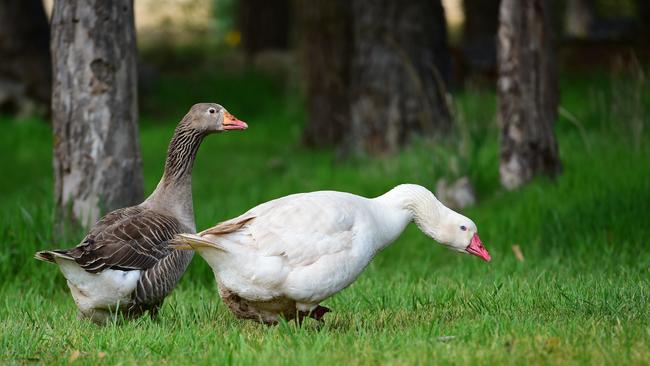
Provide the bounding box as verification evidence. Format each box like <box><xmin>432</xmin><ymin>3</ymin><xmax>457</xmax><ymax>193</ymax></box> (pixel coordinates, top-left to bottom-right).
<box><xmin>54</xmin><ymin>257</ymin><xmax>140</xmax><ymax>317</ymax></box>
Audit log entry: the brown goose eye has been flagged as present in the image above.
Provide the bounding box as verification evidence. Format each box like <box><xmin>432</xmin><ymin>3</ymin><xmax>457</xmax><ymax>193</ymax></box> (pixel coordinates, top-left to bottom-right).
<box><xmin>208</xmin><ymin>108</ymin><xmax>216</xmax><ymax>114</ymax></box>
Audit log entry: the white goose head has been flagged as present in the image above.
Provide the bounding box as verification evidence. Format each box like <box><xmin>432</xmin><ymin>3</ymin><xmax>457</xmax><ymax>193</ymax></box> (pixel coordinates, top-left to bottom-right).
<box><xmin>385</xmin><ymin>184</ymin><xmax>491</xmax><ymax>262</ymax></box>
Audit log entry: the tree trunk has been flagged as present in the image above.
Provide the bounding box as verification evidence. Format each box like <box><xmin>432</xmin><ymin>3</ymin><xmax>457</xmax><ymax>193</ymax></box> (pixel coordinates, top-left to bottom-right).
<box><xmin>51</xmin><ymin>0</ymin><xmax>144</xmax><ymax>229</ymax></box>
<box><xmin>0</xmin><ymin>0</ymin><xmax>51</xmax><ymax>115</ymax></box>
<box><xmin>347</xmin><ymin>0</ymin><xmax>452</xmax><ymax>155</ymax></box>
<box><xmin>238</xmin><ymin>0</ymin><xmax>291</xmax><ymax>58</ymax></box>
<box><xmin>497</xmin><ymin>0</ymin><xmax>561</xmax><ymax>190</ymax></box>
<box><xmin>297</xmin><ymin>0</ymin><xmax>351</xmax><ymax>147</ymax></box>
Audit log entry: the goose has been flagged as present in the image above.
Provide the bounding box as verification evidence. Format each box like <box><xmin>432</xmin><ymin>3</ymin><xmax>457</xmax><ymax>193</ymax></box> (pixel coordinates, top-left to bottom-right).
<box><xmin>172</xmin><ymin>184</ymin><xmax>491</xmax><ymax>325</ymax></box>
<box><xmin>35</xmin><ymin>103</ymin><xmax>247</xmax><ymax>323</ymax></box>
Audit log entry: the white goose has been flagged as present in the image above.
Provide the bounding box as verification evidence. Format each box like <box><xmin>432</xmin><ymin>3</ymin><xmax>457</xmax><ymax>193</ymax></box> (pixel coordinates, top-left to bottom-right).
<box><xmin>172</xmin><ymin>184</ymin><xmax>491</xmax><ymax>324</ymax></box>
<box><xmin>35</xmin><ymin>103</ymin><xmax>247</xmax><ymax>323</ymax></box>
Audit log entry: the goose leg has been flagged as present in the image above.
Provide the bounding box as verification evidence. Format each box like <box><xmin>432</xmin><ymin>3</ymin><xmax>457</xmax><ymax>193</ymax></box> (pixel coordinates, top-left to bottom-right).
<box><xmin>148</xmin><ymin>303</ymin><xmax>162</xmax><ymax>320</ymax></box>
<box><xmin>309</xmin><ymin>305</ymin><xmax>330</xmax><ymax>322</ymax></box>
<box><xmin>296</xmin><ymin>305</ymin><xmax>331</xmax><ymax>325</ymax></box>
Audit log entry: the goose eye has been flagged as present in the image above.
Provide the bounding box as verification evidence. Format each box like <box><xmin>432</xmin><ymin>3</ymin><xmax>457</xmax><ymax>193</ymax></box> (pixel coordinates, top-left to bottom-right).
<box><xmin>460</xmin><ymin>225</ymin><xmax>467</xmax><ymax>231</ymax></box>
<box><xmin>208</xmin><ymin>108</ymin><xmax>216</xmax><ymax>114</ymax></box>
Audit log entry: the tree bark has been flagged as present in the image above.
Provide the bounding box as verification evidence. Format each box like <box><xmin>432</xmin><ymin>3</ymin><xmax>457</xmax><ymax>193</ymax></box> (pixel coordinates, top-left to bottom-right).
<box><xmin>347</xmin><ymin>0</ymin><xmax>452</xmax><ymax>155</ymax></box>
<box><xmin>297</xmin><ymin>0</ymin><xmax>351</xmax><ymax>147</ymax></box>
<box><xmin>51</xmin><ymin>0</ymin><xmax>144</xmax><ymax>229</ymax></box>
<box><xmin>497</xmin><ymin>0</ymin><xmax>561</xmax><ymax>190</ymax></box>
<box><xmin>0</xmin><ymin>0</ymin><xmax>51</xmax><ymax>115</ymax></box>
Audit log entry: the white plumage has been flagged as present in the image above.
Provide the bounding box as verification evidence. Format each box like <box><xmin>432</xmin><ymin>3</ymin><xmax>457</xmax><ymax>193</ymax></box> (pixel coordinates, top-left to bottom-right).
<box><xmin>174</xmin><ymin>184</ymin><xmax>491</xmax><ymax>324</ymax></box>
<box><xmin>54</xmin><ymin>253</ymin><xmax>142</xmax><ymax>320</ymax></box>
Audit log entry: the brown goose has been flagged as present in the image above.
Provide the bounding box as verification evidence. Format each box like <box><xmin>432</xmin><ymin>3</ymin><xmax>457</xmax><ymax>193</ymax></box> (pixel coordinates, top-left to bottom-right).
<box><xmin>35</xmin><ymin>103</ymin><xmax>247</xmax><ymax>323</ymax></box>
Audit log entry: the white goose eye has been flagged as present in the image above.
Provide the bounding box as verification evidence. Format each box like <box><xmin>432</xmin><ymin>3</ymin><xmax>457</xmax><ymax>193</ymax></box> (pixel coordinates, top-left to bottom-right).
<box><xmin>208</xmin><ymin>108</ymin><xmax>216</xmax><ymax>114</ymax></box>
<box><xmin>460</xmin><ymin>225</ymin><xmax>467</xmax><ymax>231</ymax></box>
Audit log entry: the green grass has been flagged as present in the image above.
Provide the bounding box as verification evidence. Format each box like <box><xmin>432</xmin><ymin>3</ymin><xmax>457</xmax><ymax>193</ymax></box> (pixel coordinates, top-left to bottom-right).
<box><xmin>1</xmin><ymin>69</ymin><xmax>649</xmax><ymax>365</ymax></box>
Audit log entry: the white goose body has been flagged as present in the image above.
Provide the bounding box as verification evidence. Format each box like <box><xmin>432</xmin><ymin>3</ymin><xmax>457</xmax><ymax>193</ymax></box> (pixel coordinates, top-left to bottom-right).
<box><xmin>206</xmin><ymin>191</ymin><xmax>407</xmax><ymax>303</ymax></box>
<box><xmin>175</xmin><ymin>184</ymin><xmax>491</xmax><ymax>324</ymax></box>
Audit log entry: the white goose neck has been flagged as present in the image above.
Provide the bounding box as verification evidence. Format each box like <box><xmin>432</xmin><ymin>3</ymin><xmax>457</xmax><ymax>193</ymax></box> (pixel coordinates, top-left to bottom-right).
<box><xmin>375</xmin><ymin>184</ymin><xmax>447</xmax><ymax>239</ymax></box>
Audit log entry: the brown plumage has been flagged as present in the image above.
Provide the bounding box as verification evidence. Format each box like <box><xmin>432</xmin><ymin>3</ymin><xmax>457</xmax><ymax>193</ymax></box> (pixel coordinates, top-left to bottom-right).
<box><xmin>60</xmin><ymin>207</ymin><xmax>183</xmax><ymax>273</ymax></box>
<box><xmin>35</xmin><ymin>103</ymin><xmax>247</xmax><ymax>323</ymax></box>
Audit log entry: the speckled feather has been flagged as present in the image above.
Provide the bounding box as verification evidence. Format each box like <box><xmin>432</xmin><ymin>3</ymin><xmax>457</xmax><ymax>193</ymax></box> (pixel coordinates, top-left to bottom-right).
<box><xmin>64</xmin><ymin>206</ymin><xmax>185</xmax><ymax>273</ymax></box>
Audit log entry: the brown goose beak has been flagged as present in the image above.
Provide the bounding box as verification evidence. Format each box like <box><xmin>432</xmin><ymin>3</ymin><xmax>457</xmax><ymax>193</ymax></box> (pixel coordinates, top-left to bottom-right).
<box><xmin>223</xmin><ymin>111</ymin><xmax>248</xmax><ymax>130</ymax></box>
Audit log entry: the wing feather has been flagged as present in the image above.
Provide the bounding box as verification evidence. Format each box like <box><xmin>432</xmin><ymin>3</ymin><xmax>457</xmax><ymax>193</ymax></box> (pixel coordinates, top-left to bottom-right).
<box><xmin>213</xmin><ymin>192</ymin><xmax>360</xmax><ymax>267</ymax></box>
<box><xmin>61</xmin><ymin>206</ymin><xmax>186</xmax><ymax>273</ymax></box>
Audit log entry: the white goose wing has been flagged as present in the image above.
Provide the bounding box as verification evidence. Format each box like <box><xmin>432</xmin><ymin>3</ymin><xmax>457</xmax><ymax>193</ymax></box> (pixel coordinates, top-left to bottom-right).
<box><xmin>216</xmin><ymin>192</ymin><xmax>364</xmax><ymax>267</ymax></box>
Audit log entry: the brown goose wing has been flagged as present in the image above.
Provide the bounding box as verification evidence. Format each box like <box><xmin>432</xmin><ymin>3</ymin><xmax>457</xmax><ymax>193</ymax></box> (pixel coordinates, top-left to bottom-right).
<box><xmin>65</xmin><ymin>207</ymin><xmax>185</xmax><ymax>273</ymax></box>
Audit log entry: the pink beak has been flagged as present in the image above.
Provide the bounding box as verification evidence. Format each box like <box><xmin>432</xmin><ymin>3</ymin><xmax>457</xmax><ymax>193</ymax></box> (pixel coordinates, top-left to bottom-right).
<box><xmin>222</xmin><ymin>111</ymin><xmax>248</xmax><ymax>130</ymax></box>
<box><xmin>466</xmin><ymin>233</ymin><xmax>491</xmax><ymax>262</ymax></box>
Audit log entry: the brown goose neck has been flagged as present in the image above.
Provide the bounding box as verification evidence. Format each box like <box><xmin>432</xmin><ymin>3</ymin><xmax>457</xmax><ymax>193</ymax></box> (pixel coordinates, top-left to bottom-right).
<box><xmin>161</xmin><ymin>125</ymin><xmax>205</xmax><ymax>186</ymax></box>
<box><xmin>144</xmin><ymin>122</ymin><xmax>204</xmax><ymax>231</ymax></box>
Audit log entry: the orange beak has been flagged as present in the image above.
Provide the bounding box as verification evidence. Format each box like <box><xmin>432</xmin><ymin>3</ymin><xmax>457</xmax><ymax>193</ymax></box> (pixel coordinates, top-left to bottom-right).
<box><xmin>222</xmin><ymin>111</ymin><xmax>248</xmax><ymax>130</ymax></box>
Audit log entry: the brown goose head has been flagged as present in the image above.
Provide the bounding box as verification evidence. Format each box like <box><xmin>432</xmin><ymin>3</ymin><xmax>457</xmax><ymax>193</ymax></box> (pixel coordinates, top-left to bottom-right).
<box><xmin>184</xmin><ymin>103</ymin><xmax>248</xmax><ymax>133</ymax></box>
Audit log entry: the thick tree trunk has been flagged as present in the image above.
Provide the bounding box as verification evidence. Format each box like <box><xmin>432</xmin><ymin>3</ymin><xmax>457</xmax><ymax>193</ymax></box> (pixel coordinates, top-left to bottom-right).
<box><xmin>238</xmin><ymin>0</ymin><xmax>291</xmax><ymax>58</ymax></box>
<box><xmin>497</xmin><ymin>0</ymin><xmax>561</xmax><ymax>190</ymax></box>
<box><xmin>462</xmin><ymin>0</ymin><xmax>500</xmax><ymax>74</ymax></box>
<box><xmin>297</xmin><ymin>0</ymin><xmax>351</xmax><ymax>147</ymax></box>
<box><xmin>347</xmin><ymin>0</ymin><xmax>452</xmax><ymax>155</ymax></box>
<box><xmin>51</xmin><ymin>0</ymin><xmax>143</xmax><ymax>229</ymax></box>
<box><xmin>0</xmin><ymin>0</ymin><xmax>51</xmax><ymax>115</ymax></box>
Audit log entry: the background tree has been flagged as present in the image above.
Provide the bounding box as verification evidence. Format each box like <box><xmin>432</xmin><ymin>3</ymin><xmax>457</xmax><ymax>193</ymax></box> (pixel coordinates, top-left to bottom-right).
<box><xmin>347</xmin><ymin>0</ymin><xmax>452</xmax><ymax>155</ymax></box>
<box><xmin>238</xmin><ymin>0</ymin><xmax>291</xmax><ymax>58</ymax></box>
<box><xmin>637</xmin><ymin>0</ymin><xmax>650</xmax><ymax>45</ymax></box>
<box><xmin>564</xmin><ymin>0</ymin><xmax>595</xmax><ymax>38</ymax></box>
<box><xmin>462</xmin><ymin>0</ymin><xmax>501</xmax><ymax>76</ymax></box>
<box><xmin>497</xmin><ymin>0</ymin><xmax>561</xmax><ymax>190</ymax></box>
<box><xmin>0</xmin><ymin>0</ymin><xmax>51</xmax><ymax>115</ymax></box>
<box><xmin>51</xmin><ymin>0</ymin><xmax>144</xmax><ymax>229</ymax></box>
<box><xmin>296</xmin><ymin>0</ymin><xmax>351</xmax><ymax>147</ymax></box>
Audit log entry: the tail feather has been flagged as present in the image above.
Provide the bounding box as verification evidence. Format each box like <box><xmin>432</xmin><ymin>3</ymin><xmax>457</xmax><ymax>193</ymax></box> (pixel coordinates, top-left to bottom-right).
<box><xmin>170</xmin><ymin>234</ymin><xmax>227</xmax><ymax>252</ymax></box>
<box><xmin>35</xmin><ymin>250</ymin><xmax>74</xmax><ymax>263</ymax></box>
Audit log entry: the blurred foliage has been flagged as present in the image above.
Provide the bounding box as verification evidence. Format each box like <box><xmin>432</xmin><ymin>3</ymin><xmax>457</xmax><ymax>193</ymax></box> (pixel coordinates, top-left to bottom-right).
<box><xmin>595</xmin><ymin>0</ymin><xmax>637</xmax><ymax>18</ymax></box>
<box><xmin>212</xmin><ymin>0</ymin><xmax>238</xmax><ymax>45</ymax></box>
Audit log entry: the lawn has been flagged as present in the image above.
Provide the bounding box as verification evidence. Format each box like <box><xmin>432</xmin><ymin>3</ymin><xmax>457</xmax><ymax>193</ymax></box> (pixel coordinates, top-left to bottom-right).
<box><xmin>0</xmin><ymin>68</ymin><xmax>649</xmax><ymax>365</ymax></box>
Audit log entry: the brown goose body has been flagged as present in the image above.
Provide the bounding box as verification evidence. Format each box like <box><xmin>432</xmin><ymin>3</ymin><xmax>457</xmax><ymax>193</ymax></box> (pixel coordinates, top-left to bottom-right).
<box><xmin>35</xmin><ymin>103</ymin><xmax>247</xmax><ymax>323</ymax></box>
